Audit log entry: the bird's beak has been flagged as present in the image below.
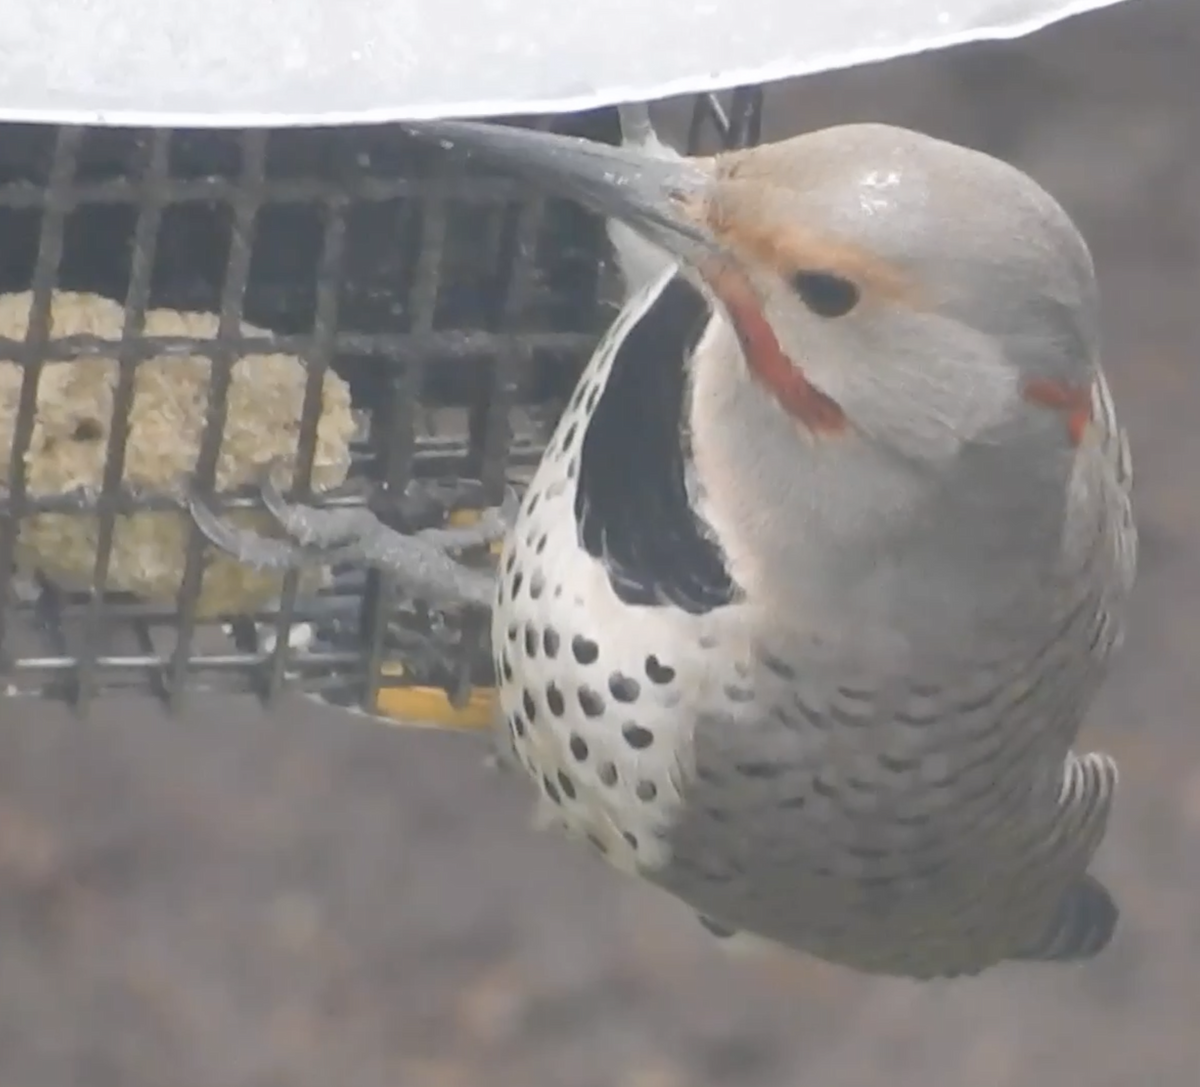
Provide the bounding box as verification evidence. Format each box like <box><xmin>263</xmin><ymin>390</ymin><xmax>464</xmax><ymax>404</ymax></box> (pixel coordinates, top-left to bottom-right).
<box><xmin>402</xmin><ymin>120</ymin><xmax>721</xmax><ymax>264</ymax></box>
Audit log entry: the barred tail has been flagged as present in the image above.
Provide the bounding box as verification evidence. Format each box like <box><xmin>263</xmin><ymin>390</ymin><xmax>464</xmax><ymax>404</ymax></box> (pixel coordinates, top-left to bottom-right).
<box><xmin>1013</xmin><ymin>874</ymin><xmax>1119</xmax><ymax>963</ymax></box>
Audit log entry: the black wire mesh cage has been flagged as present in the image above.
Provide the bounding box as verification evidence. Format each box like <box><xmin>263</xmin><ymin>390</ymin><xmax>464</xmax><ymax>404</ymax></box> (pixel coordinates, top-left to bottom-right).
<box><xmin>0</xmin><ymin>88</ymin><xmax>765</xmax><ymax>718</ymax></box>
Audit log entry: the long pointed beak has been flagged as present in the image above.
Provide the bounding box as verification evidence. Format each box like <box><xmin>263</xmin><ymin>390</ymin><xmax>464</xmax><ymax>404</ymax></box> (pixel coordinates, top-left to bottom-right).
<box><xmin>402</xmin><ymin>120</ymin><xmax>720</xmax><ymax>263</ymax></box>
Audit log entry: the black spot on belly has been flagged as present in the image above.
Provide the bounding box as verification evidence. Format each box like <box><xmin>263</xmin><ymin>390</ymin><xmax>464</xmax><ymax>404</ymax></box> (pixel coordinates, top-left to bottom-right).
<box><xmin>578</xmin><ymin>686</ymin><xmax>606</xmax><ymax>718</ymax></box>
<box><xmin>572</xmin><ymin>635</ymin><xmax>599</xmax><ymax>665</ymax></box>
<box><xmin>608</xmin><ymin>673</ymin><xmax>640</xmax><ymax>703</ymax></box>
<box><xmin>644</xmin><ymin>654</ymin><xmax>675</xmax><ymax>684</ymax></box>
<box><xmin>622</xmin><ymin>723</ymin><xmax>654</xmax><ymax>749</ymax></box>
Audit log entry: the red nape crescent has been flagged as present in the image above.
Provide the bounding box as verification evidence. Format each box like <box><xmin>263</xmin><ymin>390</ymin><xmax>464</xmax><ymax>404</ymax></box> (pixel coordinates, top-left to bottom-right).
<box><xmin>704</xmin><ymin>265</ymin><xmax>847</xmax><ymax>435</ymax></box>
<box><xmin>1022</xmin><ymin>377</ymin><xmax>1093</xmax><ymax>447</ymax></box>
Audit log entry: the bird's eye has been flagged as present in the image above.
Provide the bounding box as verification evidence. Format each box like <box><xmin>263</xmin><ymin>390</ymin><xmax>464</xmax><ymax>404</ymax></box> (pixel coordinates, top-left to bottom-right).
<box><xmin>789</xmin><ymin>271</ymin><xmax>860</xmax><ymax>318</ymax></box>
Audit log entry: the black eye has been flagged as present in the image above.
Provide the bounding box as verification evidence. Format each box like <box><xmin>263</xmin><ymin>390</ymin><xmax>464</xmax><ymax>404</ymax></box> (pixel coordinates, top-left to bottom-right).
<box><xmin>789</xmin><ymin>271</ymin><xmax>860</xmax><ymax>318</ymax></box>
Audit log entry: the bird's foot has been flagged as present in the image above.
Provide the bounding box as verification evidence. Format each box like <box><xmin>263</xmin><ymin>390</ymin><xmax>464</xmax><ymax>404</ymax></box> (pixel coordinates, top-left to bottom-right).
<box><xmin>188</xmin><ymin>465</ymin><xmax>516</xmax><ymax>610</ymax></box>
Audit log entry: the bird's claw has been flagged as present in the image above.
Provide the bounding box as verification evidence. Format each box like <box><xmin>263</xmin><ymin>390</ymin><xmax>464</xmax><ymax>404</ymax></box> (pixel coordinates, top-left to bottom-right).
<box><xmin>187</xmin><ymin>469</ymin><xmax>516</xmax><ymax>610</ymax></box>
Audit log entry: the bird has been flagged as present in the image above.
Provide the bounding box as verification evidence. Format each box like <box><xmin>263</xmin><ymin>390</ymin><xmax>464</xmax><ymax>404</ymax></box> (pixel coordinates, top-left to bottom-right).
<box><xmin>188</xmin><ymin>108</ymin><xmax>1137</xmax><ymax>979</ymax></box>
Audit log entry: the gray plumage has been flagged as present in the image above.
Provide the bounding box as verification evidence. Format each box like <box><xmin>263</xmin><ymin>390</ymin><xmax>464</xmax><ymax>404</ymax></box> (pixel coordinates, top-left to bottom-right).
<box><xmin>192</xmin><ymin>114</ymin><xmax>1137</xmax><ymax>980</ymax></box>
<box><xmin>492</xmin><ymin>258</ymin><xmax>1131</xmax><ymax>977</ymax></box>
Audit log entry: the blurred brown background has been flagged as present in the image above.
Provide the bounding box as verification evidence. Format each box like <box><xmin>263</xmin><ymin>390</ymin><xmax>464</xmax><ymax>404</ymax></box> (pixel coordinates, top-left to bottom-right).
<box><xmin>1</xmin><ymin>0</ymin><xmax>1198</xmax><ymax>1084</ymax></box>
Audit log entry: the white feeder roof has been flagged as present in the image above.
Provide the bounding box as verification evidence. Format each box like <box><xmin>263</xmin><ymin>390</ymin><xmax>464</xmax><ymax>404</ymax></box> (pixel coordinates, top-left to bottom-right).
<box><xmin>0</xmin><ymin>0</ymin><xmax>1138</xmax><ymax>127</ymax></box>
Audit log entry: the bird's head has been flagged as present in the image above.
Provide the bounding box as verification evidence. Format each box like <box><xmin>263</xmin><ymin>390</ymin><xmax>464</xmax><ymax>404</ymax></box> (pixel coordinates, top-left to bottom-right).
<box><xmin>407</xmin><ymin>119</ymin><xmax>1103</xmax><ymax>641</ymax></box>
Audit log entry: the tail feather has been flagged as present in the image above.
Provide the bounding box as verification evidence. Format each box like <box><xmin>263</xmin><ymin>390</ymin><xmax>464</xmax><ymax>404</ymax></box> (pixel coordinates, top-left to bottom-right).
<box><xmin>1013</xmin><ymin>874</ymin><xmax>1118</xmax><ymax>963</ymax></box>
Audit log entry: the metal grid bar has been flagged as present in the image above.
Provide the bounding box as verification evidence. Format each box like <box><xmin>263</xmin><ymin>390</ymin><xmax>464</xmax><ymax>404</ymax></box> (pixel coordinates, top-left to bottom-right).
<box><xmin>74</xmin><ymin>130</ymin><xmax>171</xmax><ymax>712</ymax></box>
<box><xmin>166</xmin><ymin>129</ymin><xmax>267</xmax><ymax>712</ymax></box>
<box><xmin>449</xmin><ymin>140</ymin><xmax>552</xmax><ymax>705</ymax></box>
<box><xmin>0</xmin><ymin>174</ymin><xmax>527</xmax><ymax>209</ymax></box>
<box><xmin>687</xmin><ymin>86</ymin><xmax>765</xmax><ymax>153</ymax></box>
<box><xmin>0</xmin><ymin>126</ymin><xmax>82</xmax><ymax>660</ymax></box>
<box><xmin>0</xmin><ymin>92</ymin><xmax>766</xmax><ymax>713</ymax></box>
<box><xmin>387</xmin><ymin>199</ymin><xmax>449</xmax><ymax>483</ymax></box>
<box><xmin>0</xmin><ymin>330</ymin><xmax>594</xmax><ymax>365</ymax></box>
<box><xmin>263</xmin><ymin>197</ymin><xmax>350</xmax><ymax>703</ymax></box>
<box><xmin>353</xmin><ymin>193</ymin><xmax>452</xmax><ymax>719</ymax></box>
<box><xmin>0</xmin><ymin>434</ymin><xmax>551</xmax><ymax>518</ymax></box>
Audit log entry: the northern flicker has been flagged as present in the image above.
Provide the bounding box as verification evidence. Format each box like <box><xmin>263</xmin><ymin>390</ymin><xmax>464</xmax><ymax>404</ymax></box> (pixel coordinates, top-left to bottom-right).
<box><xmin>190</xmin><ymin>110</ymin><xmax>1137</xmax><ymax>979</ymax></box>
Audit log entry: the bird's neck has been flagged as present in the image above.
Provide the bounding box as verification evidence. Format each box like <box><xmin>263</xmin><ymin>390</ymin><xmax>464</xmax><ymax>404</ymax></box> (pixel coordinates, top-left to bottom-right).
<box><xmin>686</xmin><ymin>319</ymin><xmax>1073</xmax><ymax>663</ymax></box>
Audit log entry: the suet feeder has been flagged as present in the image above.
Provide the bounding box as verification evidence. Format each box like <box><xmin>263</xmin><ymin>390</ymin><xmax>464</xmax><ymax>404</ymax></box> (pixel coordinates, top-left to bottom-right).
<box><xmin>0</xmin><ymin>0</ymin><xmax>1136</xmax><ymax>721</ymax></box>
